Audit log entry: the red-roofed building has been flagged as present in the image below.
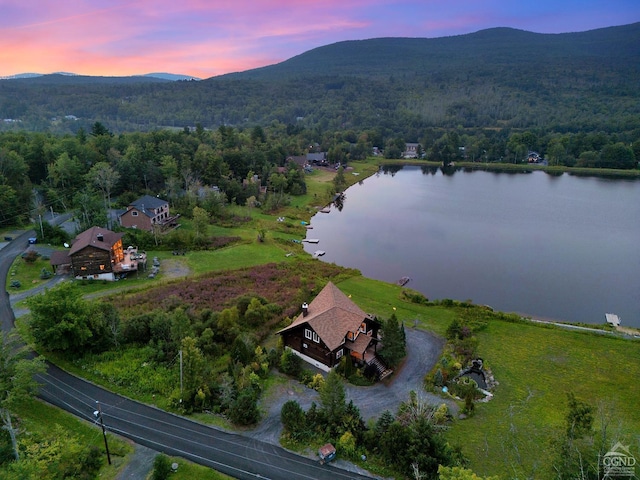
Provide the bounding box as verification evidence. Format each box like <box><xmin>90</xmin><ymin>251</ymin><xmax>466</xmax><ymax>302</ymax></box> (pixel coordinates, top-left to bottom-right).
<box><xmin>278</xmin><ymin>282</ymin><xmax>387</xmax><ymax>375</ymax></box>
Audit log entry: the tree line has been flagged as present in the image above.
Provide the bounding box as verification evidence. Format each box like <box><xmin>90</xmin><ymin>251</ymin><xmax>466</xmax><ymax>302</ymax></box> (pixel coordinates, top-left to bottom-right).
<box><xmin>1</xmin><ymin>122</ymin><xmax>637</xmax><ymax>232</ymax></box>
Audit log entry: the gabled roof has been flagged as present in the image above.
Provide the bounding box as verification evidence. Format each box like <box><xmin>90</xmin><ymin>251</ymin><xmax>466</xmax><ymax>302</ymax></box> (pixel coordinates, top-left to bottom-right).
<box><xmin>49</xmin><ymin>250</ymin><xmax>71</xmax><ymax>266</ymax></box>
<box><xmin>129</xmin><ymin>195</ymin><xmax>168</xmax><ymax>217</ymax></box>
<box><xmin>69</xmin><ymin>227</ymin><xmax>123</xmax><ymax>255</ymax></box>
<box><xmin>278</xmin><ymin>282</ymin><xmax>368</xmax><ymax>351</ymax></box>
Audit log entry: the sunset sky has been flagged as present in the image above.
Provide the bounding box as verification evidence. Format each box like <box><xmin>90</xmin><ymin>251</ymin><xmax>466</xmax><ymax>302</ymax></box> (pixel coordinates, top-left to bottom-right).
<box><xmin>1</xmin><ymin>0</ymin><xmax>638</xmax><ymax>79</ymax></box>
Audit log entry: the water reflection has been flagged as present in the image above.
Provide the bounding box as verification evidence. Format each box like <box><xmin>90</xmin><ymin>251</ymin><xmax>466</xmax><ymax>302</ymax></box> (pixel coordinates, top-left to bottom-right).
<box><xmin>381</xmin><ymin>164</ymin><xmax>404</xmax><ymax>176</ymax></box>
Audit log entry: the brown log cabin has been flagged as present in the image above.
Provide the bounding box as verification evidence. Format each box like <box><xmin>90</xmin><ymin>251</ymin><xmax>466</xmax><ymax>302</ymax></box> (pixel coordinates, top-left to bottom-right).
<box><xmin>278</xmin><ymin>282</ymin><xmax>385</xmax><ymax>373</ymax></box>
<box><xmin>52</xmin><ymin>226</ymin><xmax>146</xmax><ymax>281</ymax></box>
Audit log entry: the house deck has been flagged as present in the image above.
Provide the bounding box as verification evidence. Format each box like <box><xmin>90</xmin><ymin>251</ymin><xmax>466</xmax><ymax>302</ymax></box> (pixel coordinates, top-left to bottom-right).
<box><xmin>113</xmin><ymin>247</ymin><xmax>147</xmax><ymax>273</ymax></box>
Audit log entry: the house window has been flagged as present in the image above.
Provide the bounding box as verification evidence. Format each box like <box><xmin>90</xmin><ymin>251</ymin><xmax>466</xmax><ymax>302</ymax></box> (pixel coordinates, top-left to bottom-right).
<box><xmin>359</xmin><ymin>322</ymin><xmax>367</xmax><ymax>333</ymax></box>
<box><xmin>336</xmin><ymin>349</ymin><xmax>343</xmax><ymax>359</ymax></box>
<box><xmin>99</xmin><ymin>264</ymin><xmax>105</xmax><ymax>270</ymax></box>
<box><xmin>132</xmin><ymin>211</ymin><xmax>138</xmax><ymax>217</ymax></box>
<box><xmin>305</xmin><ymin>329</ymin><xmax>312</xmax><ymax>340</ymax></box>
<box><xmin>312</xmin><ymin>332</ymin><xmax>319</xmax><ymax>343</ymax></box>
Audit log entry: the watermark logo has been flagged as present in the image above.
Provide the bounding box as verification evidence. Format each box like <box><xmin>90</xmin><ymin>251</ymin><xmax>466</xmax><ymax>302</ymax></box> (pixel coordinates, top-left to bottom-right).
<box><xmin>601</xmin><ymin>442</ymin><xmax>636</xmax><ymax>478</ymax></box>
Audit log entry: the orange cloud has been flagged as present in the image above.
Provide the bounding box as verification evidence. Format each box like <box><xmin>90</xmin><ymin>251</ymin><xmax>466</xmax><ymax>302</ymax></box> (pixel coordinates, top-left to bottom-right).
<box><xmin>1</xmin><ymin>1</ymin><xmax>638</xmax><ymax>77</ymax></box>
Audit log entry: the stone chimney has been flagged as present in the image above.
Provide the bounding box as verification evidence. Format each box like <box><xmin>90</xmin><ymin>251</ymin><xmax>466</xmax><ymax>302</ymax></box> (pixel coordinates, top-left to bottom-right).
<box><xmin>302</xmin><ymin>302</ymin><xmax>309</xmax><ymax>317</ymax></box>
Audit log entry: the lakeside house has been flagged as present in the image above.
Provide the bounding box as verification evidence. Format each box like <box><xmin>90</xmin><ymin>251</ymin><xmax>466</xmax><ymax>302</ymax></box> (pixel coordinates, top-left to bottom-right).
<box><xmin>278</xmin><ymin>282</ymin><xmax>391</xmax><ymax>378</ymax></box>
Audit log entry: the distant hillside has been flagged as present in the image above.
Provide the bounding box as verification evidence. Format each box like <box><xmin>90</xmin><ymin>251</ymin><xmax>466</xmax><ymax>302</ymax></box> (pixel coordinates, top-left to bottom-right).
<box><xmin>226</xmin><ymin>23</ymin><xmax>640</xmax><ymax>80</ymax></box>
<box><xmin>1</xmin><ymin>23</ymin><xmax>638</xmax><ymax>136</ymax></box>
<box><xmin>143</xmin><ymin>73</ymin><xmax>201</xmax><ymax>81</ymax></box>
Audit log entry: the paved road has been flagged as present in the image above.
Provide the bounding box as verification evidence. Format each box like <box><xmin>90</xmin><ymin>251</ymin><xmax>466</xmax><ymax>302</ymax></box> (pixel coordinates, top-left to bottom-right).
<box><xmin>0</xmin><ymin>231</ymin><xmax>375</xmax><ymax>480</ymax></box>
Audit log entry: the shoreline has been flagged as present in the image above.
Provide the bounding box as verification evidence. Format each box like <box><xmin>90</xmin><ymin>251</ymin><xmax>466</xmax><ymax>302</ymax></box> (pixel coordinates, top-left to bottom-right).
<box><xmin>521</xmin><ymin>313</ymin><xmax>639</xmax><ymax>337</ymax></box>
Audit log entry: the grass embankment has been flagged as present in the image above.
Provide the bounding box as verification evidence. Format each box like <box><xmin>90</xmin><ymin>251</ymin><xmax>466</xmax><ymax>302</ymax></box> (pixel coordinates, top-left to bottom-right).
<box><xmin>10</xmin><ymin>398</ymin><xmax>132</xmax><ymax>480</ymax></box>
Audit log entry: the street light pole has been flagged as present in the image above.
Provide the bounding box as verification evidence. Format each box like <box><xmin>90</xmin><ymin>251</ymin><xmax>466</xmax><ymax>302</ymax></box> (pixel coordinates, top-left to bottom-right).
<box><xmin>94</xmin><ymin>401</ymin><xmax>112</xmax><ymax>465</ymax></box>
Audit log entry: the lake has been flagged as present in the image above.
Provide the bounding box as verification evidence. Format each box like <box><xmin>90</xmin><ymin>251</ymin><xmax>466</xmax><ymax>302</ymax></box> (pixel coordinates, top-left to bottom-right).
<box><xmin>304</xmin><ymin>166</ymin><xmax>640</xmax><ymax>328</ymax></box>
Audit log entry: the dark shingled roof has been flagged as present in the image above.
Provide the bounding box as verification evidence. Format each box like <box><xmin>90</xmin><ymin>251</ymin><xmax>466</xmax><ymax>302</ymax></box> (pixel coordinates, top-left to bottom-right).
<box><xmin>129</xmin><ymin>195</ymin><xmax>168</xmax><ymax>218</ymax></box>
<box><xmin>69</xmin><ymin>227</ymin><xmax>123</xmax><ymax>255</ymax></box>
<box><xmin>49</xmin><ymin>250</ymin><xmax>71</xmax><ymax>266</ymax></box>
<box><xmin>278</xmin><ymin>282</ymin><xmax>368</xmax><ymax>351</ymax></box>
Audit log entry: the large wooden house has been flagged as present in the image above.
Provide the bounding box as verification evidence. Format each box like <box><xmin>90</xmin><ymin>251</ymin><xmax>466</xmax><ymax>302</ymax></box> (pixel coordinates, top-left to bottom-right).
<box><xmin>118</xmin><ymin>195</ymin><xmax>178</xmax><ymax>232</ymax></box>
<box><xmin>50</xmin><ymin>226</ymin><xmax>146</xmax><ymax>281</ymax></box>
<box><xmin>278</xmin><ymin>282</ymin><xmax>388</xmax><ymax>375</ymax></box>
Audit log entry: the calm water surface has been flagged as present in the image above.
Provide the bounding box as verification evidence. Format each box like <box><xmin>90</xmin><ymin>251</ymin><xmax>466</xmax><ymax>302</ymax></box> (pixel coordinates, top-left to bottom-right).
<box><xmin>304</xmin><ymin>167</ymin><xmax>640</xmax><ymax>328</ymax></box>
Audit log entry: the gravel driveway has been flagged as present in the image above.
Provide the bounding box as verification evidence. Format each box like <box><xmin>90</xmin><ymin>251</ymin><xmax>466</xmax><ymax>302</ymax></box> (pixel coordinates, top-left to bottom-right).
<box><xmin>244</xmin><ymin>328</ymin><xmax>456</xmax><ymax>446</ymax></box>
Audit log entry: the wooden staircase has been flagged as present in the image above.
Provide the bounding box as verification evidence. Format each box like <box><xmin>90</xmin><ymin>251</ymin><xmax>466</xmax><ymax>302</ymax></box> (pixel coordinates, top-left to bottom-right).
<box><xmin>368</xmin><ymin>356</ymin><xmax>393</xmax><ymax>381</ymax></box>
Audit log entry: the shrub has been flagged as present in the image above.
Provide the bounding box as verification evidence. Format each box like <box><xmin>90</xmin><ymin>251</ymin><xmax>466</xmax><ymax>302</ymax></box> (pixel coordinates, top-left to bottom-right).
<box><xmin>228</xmin><ymin>389</ymin><xmax>260</xmax><ymax>425</ymax></box>
<box><xmin>22</xmin><ymin>249</ymin><xmax>40</xmax><ymax>263</ymax></box>
<box><xmin>280</xmin><ymin>349</ymin><xmax>302</xmax><ymax>377</ymax></box>
<box><xmin>307</xmin><ymin>373</ymin><xmax>325</xmax><ymax>391</ymax></box>
<box><xmin>151</xmin><ymin>454</ymin><xmax>173</xmax><ymax>480</ymax></box>
<box><xmin>337</xmin><ymin>431</ymin><xmax>357</xmax><ymax>459</ymax></box>
<box><xmin>280</xmin><ymin>400</ymin><xmax>308</xmax><ymax>440</ymax></box>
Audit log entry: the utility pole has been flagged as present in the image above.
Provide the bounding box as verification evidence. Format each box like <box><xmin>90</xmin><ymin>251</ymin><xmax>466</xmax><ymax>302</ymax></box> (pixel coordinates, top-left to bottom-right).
<box><xmin>38</xmin><ymin>214</ymin><xmax>44</xmax><ymax>239</ymax></box>
<box><xmin>179</xmin><ymin>350</ymin><xmax>183</xmax><ymax>403</ymax></box>
<box><xmin>94</xmin><ymin>401</ymin><xmax>111</xmax><ymax>465</ymax></box>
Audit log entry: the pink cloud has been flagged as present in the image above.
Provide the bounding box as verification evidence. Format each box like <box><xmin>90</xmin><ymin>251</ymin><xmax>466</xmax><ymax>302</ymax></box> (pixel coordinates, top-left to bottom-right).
<box><xmin>0</xmin><ymin>0</ymin><xmax>638</xmax><ymax>77</ymax></box>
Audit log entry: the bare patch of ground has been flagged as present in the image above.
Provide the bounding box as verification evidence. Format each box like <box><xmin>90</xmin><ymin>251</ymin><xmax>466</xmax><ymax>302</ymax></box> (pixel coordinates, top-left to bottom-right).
<box><xmin>159</xmin><ymin>258</ymin><xmax>191</xmax><ymax>279</ymax></box>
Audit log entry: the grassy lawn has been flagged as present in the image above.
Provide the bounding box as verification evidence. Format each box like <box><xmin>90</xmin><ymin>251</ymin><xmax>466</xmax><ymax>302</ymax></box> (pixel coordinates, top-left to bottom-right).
<box><xmin>445</xmin><ymin>321</ymin><xmax>640</xmax><ymax>479</ymax></box>
<box><xmin>5</xmin><ymin>254</ymin><xmax>54</xmax><ymax>292</ymax></box>
<box><xmin>186</xmin><ymin>240</ymin><xmax>302</xmax><ymax>275</ymax></box>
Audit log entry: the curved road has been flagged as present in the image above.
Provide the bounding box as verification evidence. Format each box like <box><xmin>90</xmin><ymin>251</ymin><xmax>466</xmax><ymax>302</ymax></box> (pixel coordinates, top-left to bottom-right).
<box><xmin>1</xmin><ymin>230</ymin><xmax>373</xmax><ymax>480</ymax></box>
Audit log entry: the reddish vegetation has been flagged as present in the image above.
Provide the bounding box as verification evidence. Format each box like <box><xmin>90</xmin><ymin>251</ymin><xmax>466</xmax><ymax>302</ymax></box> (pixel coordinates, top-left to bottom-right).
<box><xmin>116</xmin><ymin>261</ymin><xmax>355</xmax><ymax>321</ymax></box>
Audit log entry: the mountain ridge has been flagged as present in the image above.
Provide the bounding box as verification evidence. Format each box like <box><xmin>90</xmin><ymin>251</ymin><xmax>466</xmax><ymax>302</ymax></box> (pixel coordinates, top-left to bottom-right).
<box><xmin>0</xmin><ymin>72</ymin><xmax>199</xmax><ymax>81</ymax></box>
<box><xmin>0</xmin><ymin>22</ymin><xmax>638</xmax><ymax>135</ymax></box>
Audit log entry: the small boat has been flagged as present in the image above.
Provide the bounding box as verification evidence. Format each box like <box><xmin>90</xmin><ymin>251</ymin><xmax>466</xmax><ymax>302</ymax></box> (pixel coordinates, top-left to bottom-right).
<box><xmin>397</xmin><ymin>276</ymin><xmax>411</xmax><ymax>286</ymax></box>
<box><xmin>313</xmin><ymin>250</ymin><xmax>325</xmax><ymax>257</ymax></box>
<box><xmin>303</xmin><ymin>239</ymin><xmax>319</xmax><ymax>243</ymax></box>
<box><xmin>605</xmin><ymin>313</ymin><xmax>621</xmax><ymax>327</ymax></box>
<box><xmin>320</xmin><ymin>207</ymin><xmax>331</xmax><ymax>213</ymax></box>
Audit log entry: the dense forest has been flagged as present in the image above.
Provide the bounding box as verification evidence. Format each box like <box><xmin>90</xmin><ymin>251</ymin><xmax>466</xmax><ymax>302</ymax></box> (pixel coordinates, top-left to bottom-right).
<box><xmin>1</xmin><ymin>23</ymin><xmax>639</xmax><ymax>138</ymax></box>
<box><xmin>1</xmin><ymin>23</ymin><xmax>639</xmax><ymax>230</ymax></box>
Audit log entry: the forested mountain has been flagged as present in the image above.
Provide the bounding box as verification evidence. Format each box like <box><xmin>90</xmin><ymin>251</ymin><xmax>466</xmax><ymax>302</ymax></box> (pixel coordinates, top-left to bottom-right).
<box><xmin>0</xmin><ymin>23</ymin><xmax>639</xmax><ymax>137</ymax></box>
